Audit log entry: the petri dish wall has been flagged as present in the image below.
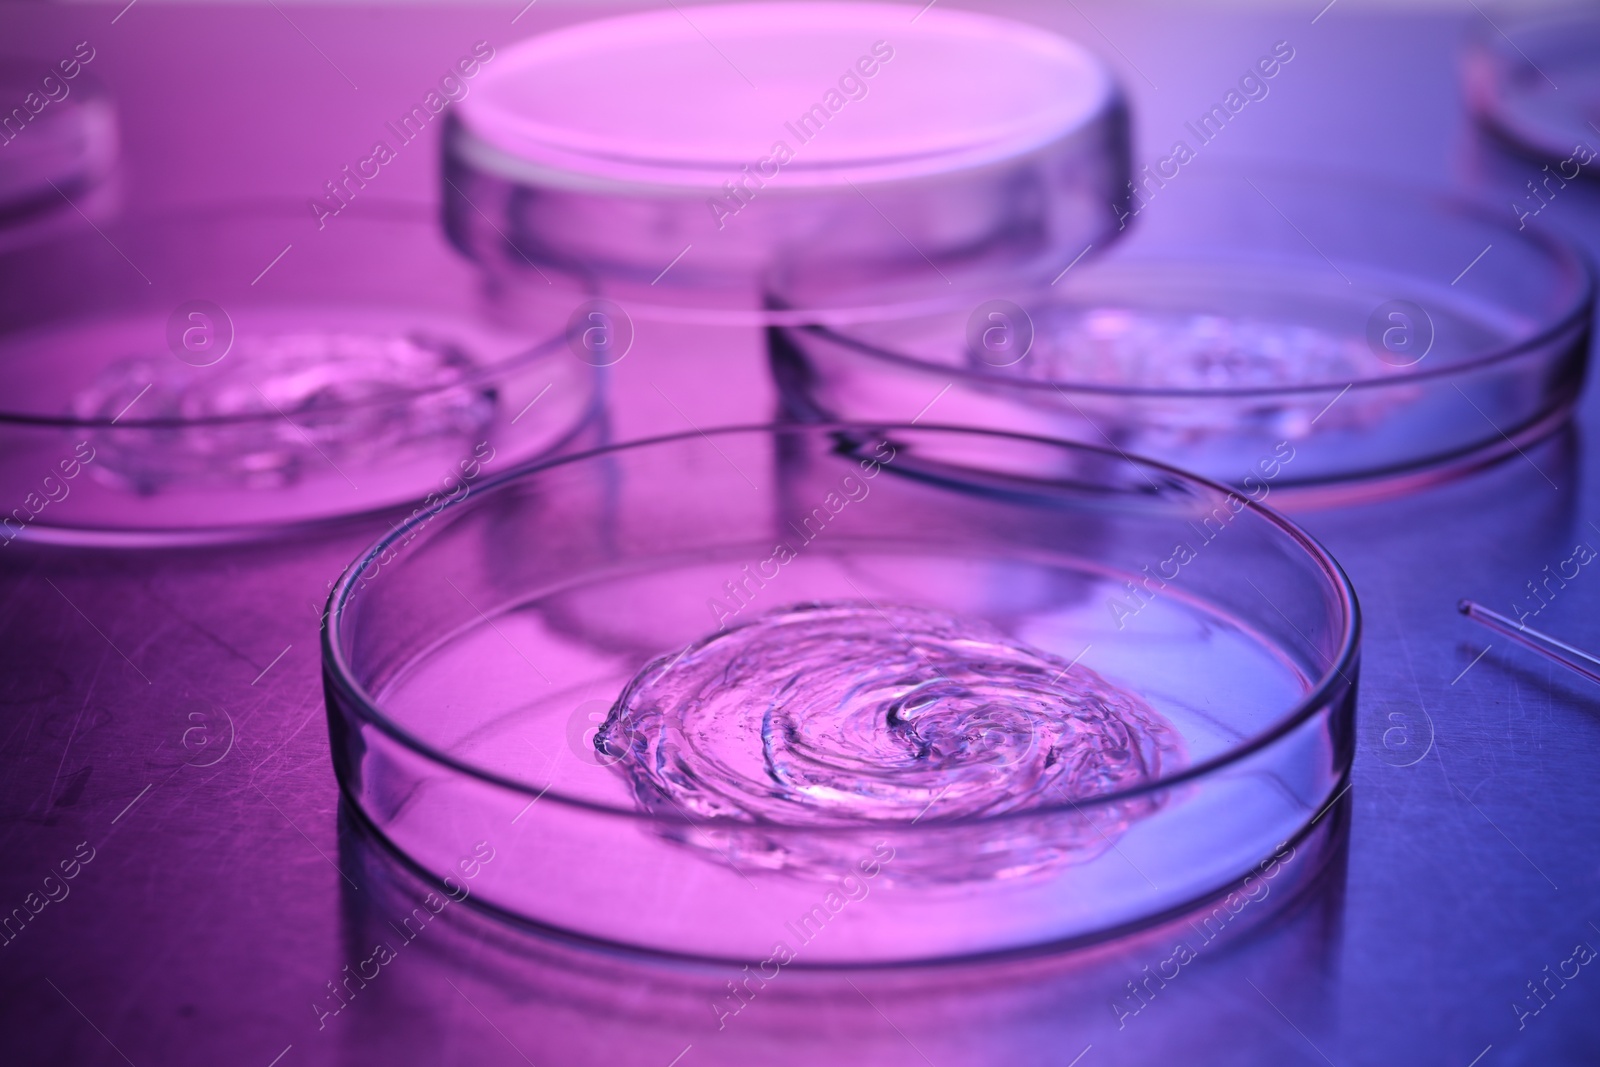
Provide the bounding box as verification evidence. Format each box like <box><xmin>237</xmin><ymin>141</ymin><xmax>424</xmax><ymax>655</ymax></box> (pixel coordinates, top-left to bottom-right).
<box><xmin>1463</xmin><ymin>8</ymin><xmax>1600</xmax><ymax>164</ymax></box>
<box><xmin>322</xmin><ymin>424</ymin><xmax>1358</xmax><ymax>965</ymax></box>
<box><xmin>444</xmin><ymin>1</ymin><xmax>1129</xmax><ymax>326</ymax></box>
<box><xmin>0</xmin><ymin>55</ymin><xmax>118</xmax><ymax>253</ymax></box>
<box><xmin>773</xmin><ymin>169</ymin><xmax>1594</xmax><ymax>507</ymax></box>
<box><xmin>332</xmin><ymin>788</ymin><xmax>1349</xmax><ymax>1064</ymax></box>
<box><xmin>0</xmin><ymin>201</ymin><xmax>598</xmax><ymax>545</ymax></box>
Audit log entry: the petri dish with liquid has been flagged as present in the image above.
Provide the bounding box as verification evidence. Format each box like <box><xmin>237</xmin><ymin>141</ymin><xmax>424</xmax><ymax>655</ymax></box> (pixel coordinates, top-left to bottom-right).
<box><xmin>0</xmin><ymin>201</ymin><xmax>598</xmax><ymax>545</ymax></box>
<box><xmin>772</xmin><ymin>168</ymin><xmax>1593</xmax><ymax>507</ymax></box>
<box><xmin>322</xmin><ymin>423</ymin><xmax>1358</xmax><ymax>964</ymax></box>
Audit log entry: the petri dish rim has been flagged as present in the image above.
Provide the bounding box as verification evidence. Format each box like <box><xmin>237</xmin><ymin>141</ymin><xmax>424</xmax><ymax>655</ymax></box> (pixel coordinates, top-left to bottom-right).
<box><xmin>321</xmin><ymin>420</ymin><xmax>1362</xmax><ymax>834</ymax></box>
<box><xmin>1464</xmin><ymin>10</ymin><xmax>1600</xmax><ymax>163</ymax></box>
<box><xmin>455</xmin><ymin>1</ymin><xmax>1117</xmax><ymax>191</ymax></box>
<box><xmin>791</xmin><ymin>166</ymin><xmax>1595</xmax><ymax>400</ymax></box>
<box><xmin>0</xmin><ymin>199</ymin><xmax>568</xmax><ymax>430</ymax></box>
<box><xmin>335</xmin><ymin>768</ymin><xmax>1352</xmax><ymax>971</ymax></box>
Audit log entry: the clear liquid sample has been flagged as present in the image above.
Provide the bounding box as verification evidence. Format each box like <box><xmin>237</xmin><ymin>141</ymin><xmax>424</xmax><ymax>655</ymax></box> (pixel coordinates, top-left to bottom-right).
<box><xmin>72</xmin><ymin>327</ymin><xmax>495</xmax><ymax>494</ymax></box>
<box><xmin>596</xmin><ymin>600</ymin><xmax>1184</xmax><ymax>881</ymax></box>
<box><xmin>333</xmin><ymin>419</ymin><xmax>1354</xmax><ymax>960</ymax></box>
<box><xmin>972</xmin><ymin>304</ymin><xmax>1421</xmax><ymax>442</ymax></box>
<box><xmin>375</xmin><ymin>549</ymin><xmax>1309</xmax><ymax>896</ymax></box>
<box><xmin>1007</xmin><ymin>308</ymin><xmax>1385</xmax><ymax>391</ymax></box>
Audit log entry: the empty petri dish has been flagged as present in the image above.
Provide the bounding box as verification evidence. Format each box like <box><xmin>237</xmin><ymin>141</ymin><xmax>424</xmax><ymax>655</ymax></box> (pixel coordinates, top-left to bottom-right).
<box><xmin>444</xmin><ymin>2</ymin><xmax>1128</xmax><ymax>323</ymax></box>
<box><xmin>1464</xmin><ymin>8</ymin><xmax>1600</xmax><ymax>163</ymax></box>
<box><xmin>322</xmin><ymin>423</ymin><xmax>1358</xmax><ymax>964</ymax></box>
<box><xmin>0</xmin><ymin>202</ymin><xmax>597</xmax><ymax>545</ymax></box>
<box><xmin>773</xmin><ymin>169</ymin><xmax>1594</xmax><ymax>507</ymax></box>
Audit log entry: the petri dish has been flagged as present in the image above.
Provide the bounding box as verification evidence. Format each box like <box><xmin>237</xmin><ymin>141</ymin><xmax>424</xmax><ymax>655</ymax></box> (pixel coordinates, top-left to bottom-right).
<box><xmin>332</xmin><ymin>787</ymin><xmax>1348</xmax><ymax>1063</ymax></box>
<box><xmin>0</xmin><ymin>201</ymin><xmax>598</xmax><ymax>545</ymax></box>
<box><xmin>1463</xmin><ymin>8</ymin><xmax>1600</xmax><ymax>163</ymax></box>
<box><xmin>0</xmin><ymin>57</ymin><xmax>118</xmax><ymax>252</ymax></box>
<box><xmin>773</xmin><ymin>168</ymin><xmax>1594</xmax><ymax>507</ymax></box>
<box><xmin>444</xmin><ymin>2</ymin><xmax>1128</xmax><ymax>323</ymax></box>
<box><xmin>322</xmin><ymin>423</ymin><xmax>1358</xmax><ymax>964</ymax></box>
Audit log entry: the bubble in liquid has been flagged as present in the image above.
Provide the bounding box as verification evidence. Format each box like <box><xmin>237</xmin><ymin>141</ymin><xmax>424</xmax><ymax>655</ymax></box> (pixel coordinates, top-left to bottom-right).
<box><xmin>598</xmin><ymin>601</ymin><xmax>1184</xmax><ymax>884</ymax></box>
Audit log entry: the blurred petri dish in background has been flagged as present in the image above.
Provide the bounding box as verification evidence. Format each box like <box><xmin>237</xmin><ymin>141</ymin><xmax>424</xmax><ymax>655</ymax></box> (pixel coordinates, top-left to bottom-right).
<box><xmin>0</xmin><ymin>202</ymin><xmax>598</xmax><ymax>545</ymax></box>
<box><xmin>444</xmin><ymin>1</ymin><xmax>1128</xmax><ymax>324</ymax></box>
<box><xmin>1464</xmin><ymin>8</ymin><xmax>1600</xmax><ymax>163</ymax></box>
<box><xmin>773</xmin><ymin>169</ymin><xmax>1593</xmax><ymax>507</ymax></box>
<box><xmin>0</xmin><ymin>57</ymin><xmax>118</xmax><ymax>252</ymax></box>
<box><xmin>322</xmin><ymin>423</ymin><xmax>1357</xmax><ymax>964</ymax></box>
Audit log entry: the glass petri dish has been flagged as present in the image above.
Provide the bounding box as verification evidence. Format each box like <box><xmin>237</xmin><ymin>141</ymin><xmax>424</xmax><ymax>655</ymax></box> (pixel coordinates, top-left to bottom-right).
<box><xmin>0</xmin><ymin>57</ymin><xmax>118</xmax><ymax>252</ymax></box>
<box><xmin>444</xmin><ymin>2</ymin><xmax>1128</xmax><ymax>324</ymax></box>
<box><xmin>1463</xmin><ymin>8</ymin><xmax>1600</xmax><ymax>163</ymax></box>
<box><xmin>332</xmin><ymin>787</ymin><xmax>1348</xmax><ymax>1063</ymax></box>
<box><xmin>0</xmin><ymin>201</ymin><xmax>598</xmax><ymax>545</ymax></box>
<box><xmin>322</xmin><ymin>423</ymin><xmax>1358</xmax><ymax>964</ymax></box>
<box><xmin>773</xmin><ymin>169</ymin><xmax>1594</xmax><ymax>507</ymax></box>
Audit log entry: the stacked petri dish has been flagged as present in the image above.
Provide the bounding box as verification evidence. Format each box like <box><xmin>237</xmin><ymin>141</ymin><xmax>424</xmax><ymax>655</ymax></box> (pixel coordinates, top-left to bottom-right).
<box><xmin>314</xmin><ymin>1</ymin><xmax>1590</xmax><ymax>965</ymax></box>
<box><xmin>0</xmin><ymin>53</ymin><xmax>118</xmax><ymax>253</ymax></box>
<box><xmin>442</xmin><ymin>1</ymin><xmax>1128</xmax><ymax>325</ymax></box>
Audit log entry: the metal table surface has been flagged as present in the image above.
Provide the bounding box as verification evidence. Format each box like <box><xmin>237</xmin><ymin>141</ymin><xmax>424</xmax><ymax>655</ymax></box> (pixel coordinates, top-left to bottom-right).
<box><xmin>2</xmin><ymin>3</ymin><xmax>1599</xmax><ymax>1065</ymax></box>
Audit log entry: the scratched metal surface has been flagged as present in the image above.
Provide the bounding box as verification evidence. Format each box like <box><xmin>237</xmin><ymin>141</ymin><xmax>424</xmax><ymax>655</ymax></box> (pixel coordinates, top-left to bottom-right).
<box><xmin>2</xmin><ymin>4</ymin><xmax>1599</xmax><ymax>1067</ymax></box>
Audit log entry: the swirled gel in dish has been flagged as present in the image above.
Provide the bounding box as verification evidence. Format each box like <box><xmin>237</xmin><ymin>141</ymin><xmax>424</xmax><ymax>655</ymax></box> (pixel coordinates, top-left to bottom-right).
<box><xmin>973</xmin><ymin>307</ymin><xmax>1417</xmax><ymax>442</ymax></box>
<box><xmin>597</xmin><ymin>601</ymin><xmax>1183</xmax><ymax>882</ymax></box>
<box><xmin>73</xmin><ymin>329</ymin><xmax>494</xmax><ymax>494</ymax></box>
